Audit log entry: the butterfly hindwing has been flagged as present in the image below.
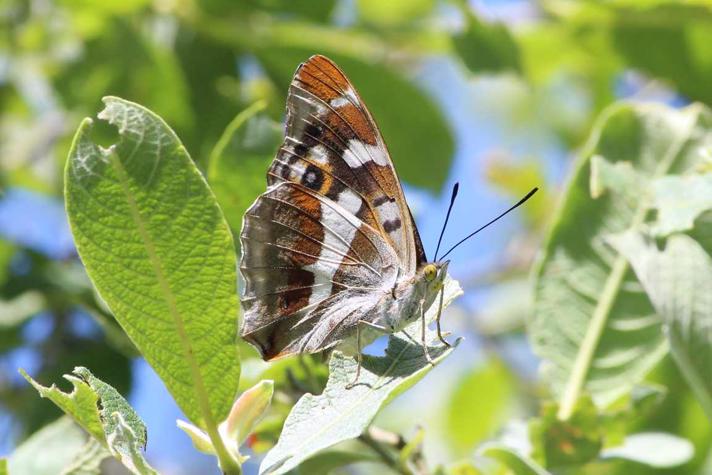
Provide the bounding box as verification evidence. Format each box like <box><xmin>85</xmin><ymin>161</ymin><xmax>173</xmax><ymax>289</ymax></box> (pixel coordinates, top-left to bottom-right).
<box><xmin>240</xmin><ymin>182</ymin><xmax>398</xmax><ymax>359</ymax></box>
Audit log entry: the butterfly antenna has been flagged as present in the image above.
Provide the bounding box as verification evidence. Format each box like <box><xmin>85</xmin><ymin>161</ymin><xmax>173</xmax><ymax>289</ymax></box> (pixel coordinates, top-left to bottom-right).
<box><xmin>434</xmin><ymin>182</ymin><xmax>459</xmax><ymax>261</ymax></box>
<box><xmin>439</xmin><ymin>187</ymin><xmax>539</xmax><ymax>261</ymax></box>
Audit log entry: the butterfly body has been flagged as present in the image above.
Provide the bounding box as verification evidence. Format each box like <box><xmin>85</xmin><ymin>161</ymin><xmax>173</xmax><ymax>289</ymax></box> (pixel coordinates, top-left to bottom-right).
<box><xmin>239</xmin><ymin>55</ymin><xmax>448</xmax><ymax>363</ymax></box>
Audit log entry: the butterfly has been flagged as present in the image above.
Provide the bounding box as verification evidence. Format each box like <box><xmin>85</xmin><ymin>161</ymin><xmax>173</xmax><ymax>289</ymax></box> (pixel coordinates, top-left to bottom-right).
<box><xmin>239</xmin><ymin>55</ymin><xmax>537</xmax><ymax>386</ymax></box>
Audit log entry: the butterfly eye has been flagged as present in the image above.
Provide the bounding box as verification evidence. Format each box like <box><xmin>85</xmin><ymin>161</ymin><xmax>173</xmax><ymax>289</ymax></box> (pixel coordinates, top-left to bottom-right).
<box><xmin>424</xmin><ymin>264</ymin><xmax>437</xmax><ymax>281</ymax></box>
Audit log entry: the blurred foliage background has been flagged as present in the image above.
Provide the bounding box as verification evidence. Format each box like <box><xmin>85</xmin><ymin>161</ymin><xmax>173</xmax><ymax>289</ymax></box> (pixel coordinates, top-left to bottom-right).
<box><xmin>1</xmin><ymin>0</ymin><xmax>711</xmax><ymax>473</ymax></box>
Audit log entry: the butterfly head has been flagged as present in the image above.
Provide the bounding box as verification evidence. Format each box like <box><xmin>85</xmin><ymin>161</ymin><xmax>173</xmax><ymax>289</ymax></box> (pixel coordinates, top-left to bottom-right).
<box><xmin>422</xmin><ymin>260</ymin><xmax>449</xmax><ymax>293</ymax></box>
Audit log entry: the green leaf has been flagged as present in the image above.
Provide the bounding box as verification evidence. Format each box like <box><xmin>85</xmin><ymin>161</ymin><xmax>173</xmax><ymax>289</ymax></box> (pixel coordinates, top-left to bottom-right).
<box><xmin>355</xmin><ymin>0</ymin><xmax>435</xmax><ymax>27</ymax></box>
<box><xmin>0</xmin><ymin>458</ymin><xmax>7</xmax><ymax>475</ymax></box>
<box><xmin>530</xmin><ymin>103</ymin><xmax>712</xmax><ymax>418</ymax></box>
<box><xmin>20</xmin><ymin>368</ymin><xmax>105</xmax><ymax>443</ymax></box>
<box><xmin>609</xmin><ymin>231</ymin><xmax>712</xmax><ymax>419</ymax></box>
<box><xmin>259</xmin><ymin>278</ymin><xmax>463</xmax><ymax>475</ymax></box>
<box><xmin>257</xmin><ymin>47</ymin><xmax>454</xmax><ymax>192</ymax></box>
<box><xmin>207</xmin><ymin>101</ymin><xmax>283</xmax><ymax>237</ymax></box>
<box><xmin>0</xmin><ymin>291</ymin><xmax>45</xmax><ymax>329</ymax></box>
<box><xmin>453</xmin><ymin>12</ymin><xmax>521</xmax><ymax>75</ymax></box>
<box><xmin>73</xmin><ymin>367</ymin><xmax>147</xmax><ymax>447</ymax></box>
<box><xmin>8</xmin><ymin>418</ymin><xmax>88</xmax><ymax>475</ymax></box>
<box><xmin>61</xmin><ymin>438</ymin><xmax>112</xmax><ymax>475</ymax></box>
<box><xmin>64</xmin><ymin>97</ymin><xmax>240</xmax><ymax>429</ymax></box>
<box><xmin>650</xmin><ymin>174</ymin><xmax>712</xmax><ymax>236</ymax></box>
<box><xmin>290</xmin><ymin>450</ymin><xmax>379</xmax><ymax>475</ymax></box>
<box><xmin>478</xmin><ymin>443</ymin><xmax>551</xmax><ymax>475</ymax></box>
<box><xmin>529</xmin><ymin>397</ymin><xmax>602</xmax><ymax>468</ymax></box>
<box><xmin>610</xmin><ymin>3</ymin><xmax>712</xmax><ymax>106</ymax></box>
<box><xmin>106</xmin><ymin>413</ymin><xmax>158</xmax><ymax>475</ymax></box>
<box><xmin>600</xmin><ymin>432</ymin><xmax>694</xmax><ymax>468</ymax></box>
<box><xmin>446</xmin><ymin>359</ymin><xmax>515</xmax><ymax>452</ymax></box>
<box><xmin>21</xmin><ymin>367</ymin><xmax>155</xmax><ymax>475</ymax></box>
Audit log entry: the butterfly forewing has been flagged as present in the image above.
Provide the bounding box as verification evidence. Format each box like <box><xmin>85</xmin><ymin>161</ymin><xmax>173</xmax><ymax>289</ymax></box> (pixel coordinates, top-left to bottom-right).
<box><xmin>268</xmin><ymin>55</ymin><xmax>426</xmax><ymax>271</ymax></box>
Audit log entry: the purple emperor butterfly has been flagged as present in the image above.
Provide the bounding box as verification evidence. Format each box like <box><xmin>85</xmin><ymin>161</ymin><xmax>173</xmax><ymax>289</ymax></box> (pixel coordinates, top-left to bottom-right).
<box><xmin>239</xmin><ymin>55</ymin><xmax>535</xmax><ymax>385</ymax></box>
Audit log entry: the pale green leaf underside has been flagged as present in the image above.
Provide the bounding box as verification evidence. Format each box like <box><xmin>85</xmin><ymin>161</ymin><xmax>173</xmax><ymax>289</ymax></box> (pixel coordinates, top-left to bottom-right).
<box><xmin>600</xmin><ymin>432</ymin><xmax>694</xmax><ymax>468</ymax></box>
<box><xmin>260</xmin><ymin>278</ymin><xmax>463</xmax><ymax>475</ymax></box>
<box><xmin>65</xmin><ymin>97</ymin><xmax>239</xmax><ymax>427</ymax></box>
<box><xmin>107</xmin><ymin>413</ymin><xmax>158</xmax><ymax>475</ymax></box>
<box><xmin>8</xmin><ymin>418</ymin><xmax>88</xmax><ymax>475</ymax></box>
<box><xmin>530</xmin><ymin>103</ymin><xmax>712</xmax><ymax>414</ymax></box>
<box><xmin>651</xmin><ymin>174</ymin><xmax>712</xmax><ymax>236</ymax></box>
<box><xmin>73</xmin><ymin>366</ymin><xmax>147</xmax><ymax>447</ymax></box>
<box><xmin>610</xmin><ymin>231</ymin><xmax>712</xmax><ymax>419</ymax></box>
<box><xmin>61</xmin><ymin>438</ymin><xmax>112</xmax><ymax>475</ymax></box>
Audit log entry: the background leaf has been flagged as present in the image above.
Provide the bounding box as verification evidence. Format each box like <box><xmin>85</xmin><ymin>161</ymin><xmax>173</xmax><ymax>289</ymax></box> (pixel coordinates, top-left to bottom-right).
<box><xmin>260</xmin><ymin>278</ymin><xmax>462</xmax><ymax>475</ymax></box>
<box><xmin>478</xmin><ymin>443</ymin><xmax>551</xmax><ymax>475</ymax></box>
<box><xmin>610</xmin><ymin>231</ymin><xmax>712</xmax><ymax>419</ymax></box>
<box><xmin>446</xmin><ymin>359</ymin><xmax>515</xmax><ymax>453</ymax></box>
<box><xmin>530</xmin><ymin>103</ymin><xmax>712</xmax><ymax>418</ymax></box>
<box><xmin>65</xmin><ymin>97</ymin><xmax>240</xmax><ymax>428</ymax></box>
<box><xmin>453</xmin><ymin>11</ymin><xmax>521</xmax><ymax>75</ymax></box>
<box><xmin>7</xmin><ymin>418</ymin><xmax>89</xmax><ymax>475</ymax></box>
<box><xmin>600</xmin><ymin>432</ymin><xmax>694</xmax><ymax>468</ymax></box>
<box><xmin>207</xmin><ymin>101</ymin><xmax>283</xmax><ymax>238</ymax></box>
<box><xmin>61</xmin><ymin>438</ymin><xmax>112</xmax><ymax>475</ymax></box>
<box><xmin>650</xmin><ymin>174</ymin><xmax>712</xmax><ymax>236</ymax></box>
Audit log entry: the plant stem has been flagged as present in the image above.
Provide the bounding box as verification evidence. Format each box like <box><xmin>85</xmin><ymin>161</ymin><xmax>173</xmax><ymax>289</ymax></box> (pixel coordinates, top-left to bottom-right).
<box><xmin>359</xmin><ymin>430</ymin><xmax>413</xmax><ymax>475</ymax></box>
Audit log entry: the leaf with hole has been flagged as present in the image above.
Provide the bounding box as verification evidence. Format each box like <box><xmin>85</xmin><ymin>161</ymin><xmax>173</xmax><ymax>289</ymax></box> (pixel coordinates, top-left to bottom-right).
<box><xmin>65</xmin><ymin>97</ymin><xmax>240</xmax><ymax>429</ymax></box>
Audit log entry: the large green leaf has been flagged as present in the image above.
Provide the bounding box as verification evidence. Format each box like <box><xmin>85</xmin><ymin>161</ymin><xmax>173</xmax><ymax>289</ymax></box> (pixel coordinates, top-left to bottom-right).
<box><xmin>257</xmin><ymin>47</ymin><xmax>454</xmax><ymax>192</ymax></box>
<box><xmin>530</xmin><ymin>103</ymin><xmax>712</xmax><ymax>418</ymax></box>
<box><xmin>610</xmin><ymin>231</ymin><xmax>712</xmax><ymax>419</ymax></box>
<box><xmin>207</xmin><ymin>101</ymin><xmax>282</xmax><ymax>237</ymax></box>
<box><xmin>64</xmin><ymin>97</ymin><xmax>240</xmax><ymax>428</ymax></box>
<box><xmin>260</xmin><ymin>278</ymin><xmax>462</xmax><ymax>475</ymax></box>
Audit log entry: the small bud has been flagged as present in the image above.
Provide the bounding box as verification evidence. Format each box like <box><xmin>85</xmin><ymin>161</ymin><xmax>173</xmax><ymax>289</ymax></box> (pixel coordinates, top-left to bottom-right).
<box><xmin>176</xmin><ymin>420</ymin><xmax>215</xmax><ymax>455</ymax></box>
<box><xmin>221</xmin><ymin>380</ymin><xmax>274</xmax><ymax>445</ymax></box>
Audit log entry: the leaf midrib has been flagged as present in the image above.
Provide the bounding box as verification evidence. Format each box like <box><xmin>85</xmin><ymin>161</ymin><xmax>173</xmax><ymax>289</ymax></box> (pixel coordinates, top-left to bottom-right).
<box><xmin>557</xmin><ymin>107</ymin><xmax>700</xmax><ymax>420</ymax></box>
<box><xmin>107</xmin><ymin>148</ymin><xmax>228</xmax><ymax>452</ymax></box>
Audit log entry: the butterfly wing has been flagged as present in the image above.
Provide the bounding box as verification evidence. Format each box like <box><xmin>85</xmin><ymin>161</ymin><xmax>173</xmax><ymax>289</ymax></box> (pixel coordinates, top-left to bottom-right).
<box><xmin>240</xmin><ymin>182</ymin><xmax>398</xmax><ymax>359</ymax></box>
<box><xmin>268</xmin><ymin>55</ymin><xmax>427</xmax><ymax>272</ymax></box>
<box><xmin>240</xmin><ymin>55</ymin><xmax>425</xmax><ymax>359</ymax></box>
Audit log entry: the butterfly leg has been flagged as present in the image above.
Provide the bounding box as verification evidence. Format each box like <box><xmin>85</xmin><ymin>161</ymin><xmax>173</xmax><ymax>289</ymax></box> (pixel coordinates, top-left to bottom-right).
<box><xmin>435</xmin><ymin>287</ymin><xmax>451</xmax><ymax>347</ymax></box>
<box><xmin>420</xmin><ymin>299</ymin><xmax>434</xmax><ymax>366</ymax></box>
<box><xmin>346</xmin><ymin>320</ymin><xmax>390</xmax><ymax>389</ymax></box>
